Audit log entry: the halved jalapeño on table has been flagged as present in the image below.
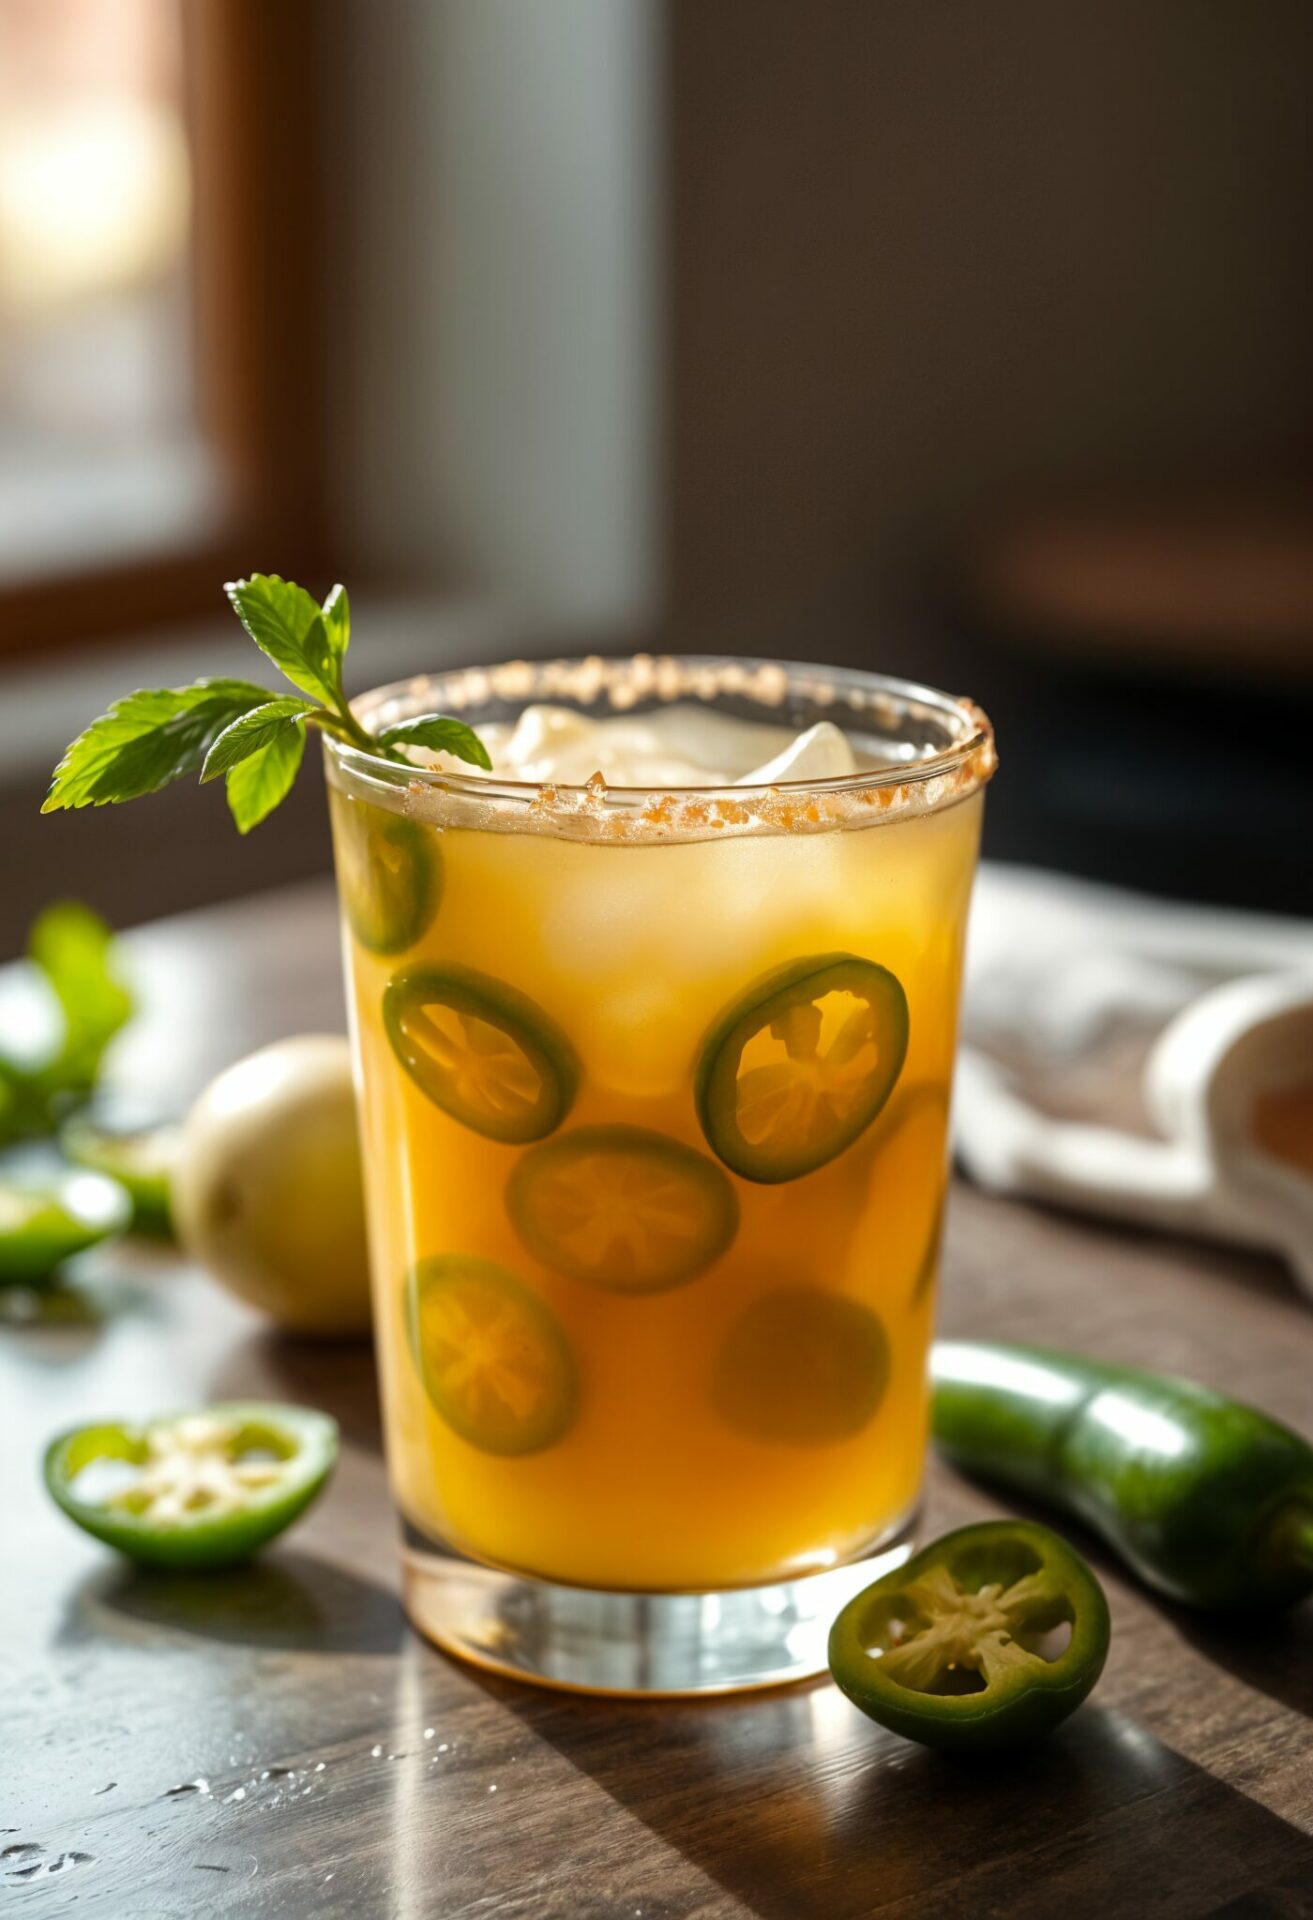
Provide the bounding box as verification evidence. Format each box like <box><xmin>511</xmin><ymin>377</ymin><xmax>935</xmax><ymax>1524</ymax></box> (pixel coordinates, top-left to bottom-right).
<box><xmin>407</xmin><ymin>1254</ymin><xmax>576</xmax><ymax>1455</ymax></box>
<box><xmin>508</xmin><ymin>1126</ymin><xmax>738</xmax><ymax>1293</ymax></box>
<box><xmin>335</xmin><ymin>794</ymin><xmax>440</xmax><ymax>955</ymax></box>
<box><xmin>696</xmin><ymin>954</ymin><xmax>909</xmax><ymax>1182</ymax></box>
<box><xmin>43</xmin><ymin>1402</ymin><xmax>339</xmax><ymax>1570</ymax></box>
<box><xmin>828</xmin><ymin>1520</ymin><xmax>1111</xmax><ymax>1751</ymax></box>
<box><xmin>713</xmin><ymin>1286</ymin><xmax>891</xmax><ymax>1446</ymax></box>
<box><xmin>384</xmin><ymin>966</ymin><xmax>579</xmax><ymax>1143</ymax></box>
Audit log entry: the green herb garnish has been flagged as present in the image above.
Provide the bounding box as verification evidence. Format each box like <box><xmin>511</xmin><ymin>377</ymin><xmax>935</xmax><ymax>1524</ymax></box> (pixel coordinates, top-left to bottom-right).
<box><xmin>43</xmin><ymin>574</ymin><xmax>490</xmax><ymax>834</ymax></box>
<box><xmin>0</xmin><ymin>902</ymin><xmax>134</xmax><ymax>1143</ymax></box>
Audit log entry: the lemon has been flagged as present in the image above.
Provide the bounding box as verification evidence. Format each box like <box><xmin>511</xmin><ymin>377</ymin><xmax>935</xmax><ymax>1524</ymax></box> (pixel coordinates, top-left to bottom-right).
<box><xmin>174</xmin><ymin>1036</ymin><xmax>371</xmax><ymax>1337</ymax></box>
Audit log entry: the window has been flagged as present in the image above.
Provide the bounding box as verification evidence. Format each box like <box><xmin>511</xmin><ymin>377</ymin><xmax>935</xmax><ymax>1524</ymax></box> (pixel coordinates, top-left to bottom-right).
<box><xmin>0</xmin><ymin>0</ymin><xmax>324</xmax><ymax>653</ymax></box>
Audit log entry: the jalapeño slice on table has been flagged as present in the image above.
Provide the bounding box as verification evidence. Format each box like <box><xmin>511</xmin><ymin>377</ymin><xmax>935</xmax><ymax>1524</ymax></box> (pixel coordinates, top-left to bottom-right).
<box><xmin>828</xmin><ymin>1520</ymin><xmax>1111</xmax><ymax>1751</ymax></box>
<box><xmin>407</xmin><ymin>1254</ymin><xmax>576</xmax><ymax>1455</ymax></box>
<box><xmin>384</xmin><ymin>966</ymin><xmax>579</xmax><ymax>1144</ymax></box>
<box><xmin>0</xmin><ymin>1170</ymin><xmax>130</xmax><ymax>1284</ymax></box>
<box><xmin>713</xmin><ymin>1286</ymin><xmax>891</xmax><ymax>1446</ymax></box>
<box><xmin>695</xmin><ymin>954</ymin><xmax>909</xmax><ymax>1182</ymax></box>
<box><xmin>335</xmin><ymin>794</ymin><xmax>440</xmax><ymax>956</ymax></box>
<box><xmin>507</xmin><ymin>1126</ymin><xmax>739</xmax><ymax>1294</ymax></box>
<box><xmin>61</xmin><ymin>1119</ymin><xmax>180</xmax><ymax>1238</ymax></box>
<box><xmin>43</xmin><ymin>1402</ymin><xmax>339</xmax><ymax>1570</ymax></box>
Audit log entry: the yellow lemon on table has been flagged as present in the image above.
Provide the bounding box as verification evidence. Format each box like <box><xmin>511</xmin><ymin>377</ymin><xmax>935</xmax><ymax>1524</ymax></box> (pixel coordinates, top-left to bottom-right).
<box><xmin>174</xmin><ymin>1036</ymin><xmax>371</xmax><ymax>1337</ymax></box>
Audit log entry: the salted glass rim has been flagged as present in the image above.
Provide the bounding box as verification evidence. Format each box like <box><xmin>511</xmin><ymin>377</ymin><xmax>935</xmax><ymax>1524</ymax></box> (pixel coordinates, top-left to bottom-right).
<box><xmin>325</xmin><ymin>654</ymin><xmax>995</xmax><ymax>806</ymax></box>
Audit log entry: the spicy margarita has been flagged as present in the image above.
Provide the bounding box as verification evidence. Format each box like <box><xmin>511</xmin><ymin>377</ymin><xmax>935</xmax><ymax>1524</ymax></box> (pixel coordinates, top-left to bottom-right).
<box><xmin>327</xmin><ymin>662</ymin><xmax>992</xmax><ymax>1634</ymax></box>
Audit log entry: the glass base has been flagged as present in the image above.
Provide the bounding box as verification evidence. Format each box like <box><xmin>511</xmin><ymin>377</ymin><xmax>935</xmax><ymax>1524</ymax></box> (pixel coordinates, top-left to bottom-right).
<box><xmin>401</xmin><ymin>1513</ymin><xmax>918</xmax><ymax>1696</ymax></box>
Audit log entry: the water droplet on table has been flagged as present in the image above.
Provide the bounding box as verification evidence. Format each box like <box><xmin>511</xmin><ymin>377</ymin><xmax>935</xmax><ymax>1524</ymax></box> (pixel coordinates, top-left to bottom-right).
<box><xmin>46</xmin><ymin>1852</ymin><xmax>93</xmax><ymax>1876</ymax></box>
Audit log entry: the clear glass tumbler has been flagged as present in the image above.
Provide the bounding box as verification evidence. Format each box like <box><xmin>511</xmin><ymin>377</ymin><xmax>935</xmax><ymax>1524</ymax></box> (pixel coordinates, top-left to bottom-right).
<box><xmin>324</xmin><ymin>657</ymin><xmax>994</xmax><ymax>1694</ymax></box>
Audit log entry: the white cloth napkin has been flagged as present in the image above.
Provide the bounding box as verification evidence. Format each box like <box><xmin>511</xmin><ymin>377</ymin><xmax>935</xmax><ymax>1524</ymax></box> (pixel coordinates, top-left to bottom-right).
<box><xmin>958</xmin><ymin>866</ymin><xmax>1313</xmax><ymax>1297</ymax></box>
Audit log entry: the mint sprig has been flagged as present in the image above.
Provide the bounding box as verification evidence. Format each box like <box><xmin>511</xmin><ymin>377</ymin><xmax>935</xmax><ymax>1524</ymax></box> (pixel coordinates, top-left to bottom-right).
<box><xmin>43</xmin><ymin>574</ymin><xmax>490</xmax><ymax>834</ymax></box>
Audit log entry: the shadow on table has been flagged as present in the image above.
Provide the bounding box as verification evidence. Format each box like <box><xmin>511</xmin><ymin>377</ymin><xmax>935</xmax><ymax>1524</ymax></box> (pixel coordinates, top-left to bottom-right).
<box><xmin>1174</xmin><ymin>1604</ymin><xmax>1313</xmax><ymax>1723</ymax></box>
<box><xmin>60</xmin><ymin>1549</ymin><xmax>404</xmax><ymax>1656</ymax></box>
<box><xmin>207</xmin><ymin>1326</ymin><xmax>382</xmax><ymax>1452</ymax></box>
<box><xmin>0</xmin><ymin>1260</ymin><xmax>171</xmax><ymax>1363</ymax></box>
<box><xmin>481</xmin><ymin>1682</ymin><xmax>1313</xmax><ymax>1920</ymax></box>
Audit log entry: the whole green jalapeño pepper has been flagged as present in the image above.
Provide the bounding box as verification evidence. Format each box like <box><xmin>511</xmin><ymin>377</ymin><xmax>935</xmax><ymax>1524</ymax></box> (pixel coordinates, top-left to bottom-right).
<box><xmin>932</xmin><ymin>1342</ymin><xmax>1313</xmax><ymax>1612</ymax></box>
<box><xmin>829</xmin><ymin>1520</ymin><xmax>1110</xmax><ymax>1751</ymax></box>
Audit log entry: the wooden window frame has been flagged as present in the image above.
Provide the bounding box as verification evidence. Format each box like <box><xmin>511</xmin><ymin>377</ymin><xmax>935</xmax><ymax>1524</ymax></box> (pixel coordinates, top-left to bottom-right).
<box><xmin>0</xmin><ymin>0</ymin><xmax>327</xmax><ymax>658</ymax></box>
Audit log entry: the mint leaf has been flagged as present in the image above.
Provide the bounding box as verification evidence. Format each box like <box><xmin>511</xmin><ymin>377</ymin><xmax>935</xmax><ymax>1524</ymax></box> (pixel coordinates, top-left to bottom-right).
<box><xmin>300</xmin><ymin>613</ymin><xmax>336</xmax><ymax>698</ymax></box>
<box><xmin>201</xmin><ymin>698</ymin><xmax>313</xmax><ymax>782</ymax></box>
<box><xmin>225</xmin><ymin>724</ymin><xmax>307</xmax><ymax>833</ymax></box>
<box><xmin>225</xmin><ymin>575</ymin><xmax>339</xmax><ymax>704</ymax></box>
<box><xmin>43</xmin><ymin>680</ymin><xmax>273</xmax><ymax>811</ymax></box>
<box><xmin>28</xmin><ymin>901</ymin><xmax>133</xmax><ymax>1097</ymax></box>
<box><xmin>46</xmin><ymin>572</ymin><xmax>410</xmax><ymax>837</ymax></box>
<box><xmin>376</xmin><ymin>714</ymin><xmax>492</xmax><ymax>770</ymax></box>
<box><xmin>322</xmin><ymin>583</ymin><xmax>350</xmax><ymax>661</ymax></box>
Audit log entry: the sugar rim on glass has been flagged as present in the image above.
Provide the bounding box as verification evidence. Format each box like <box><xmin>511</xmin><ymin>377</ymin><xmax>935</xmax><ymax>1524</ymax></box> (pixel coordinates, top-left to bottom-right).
<box><xmin>324</xmin><ymin>655</ymin><xmax>996</xmax><ymax>844</ymax></box>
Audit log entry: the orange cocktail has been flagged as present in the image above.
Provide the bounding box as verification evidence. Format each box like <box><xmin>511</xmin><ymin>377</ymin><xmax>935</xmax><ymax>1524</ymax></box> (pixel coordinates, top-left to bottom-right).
<box><xmin>326</xmin><ymin>658</ymin><xmax>993</xmax><ymax>1692</ymax></box>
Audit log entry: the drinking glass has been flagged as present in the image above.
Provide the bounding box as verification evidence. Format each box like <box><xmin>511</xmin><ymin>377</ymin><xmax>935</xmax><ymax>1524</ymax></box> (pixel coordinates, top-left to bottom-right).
<box><xmin>324</xmin><ymin>657</ymin><xmax>994</xmax><ymax>1694</ymax></box>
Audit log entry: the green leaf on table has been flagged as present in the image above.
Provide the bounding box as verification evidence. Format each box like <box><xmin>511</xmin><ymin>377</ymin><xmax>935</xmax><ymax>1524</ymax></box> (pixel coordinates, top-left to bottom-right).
<box><xmin>0</xmin><ymin>1066</ymin><xmax>33</xmax><ymax>1141</ymax></box>
<box><xmin>224</xmin><ymin>575</ymin><xmax>338</xmax><ymax>704</ymax></box>
<box><xmin>322</xmin><ymin>583</ymin><xmax>350</xmax><ymax>661</ymax></box>
<box><xmin>28</xmin><ymin>902</ymin><xmax>134</xmax><ymax>1096</ymax></box>
<box><xmin>42</xmin><ymin>681</ymin><xmax>273</xmax><ymax>812</ymax></box>
<box><xmin>225</xmin><ymin>724</ymin><xmax>307</xmax><ymax>834</ymax></box>
<box><xmin>201</xmin><ymin>698</ymin><xmax>314</xmax><ymax>782</ymax></box>
<box><xmin>375</xmin><ymin>713</ymin><xmax>492</xmax><ymax>770</ymax></box>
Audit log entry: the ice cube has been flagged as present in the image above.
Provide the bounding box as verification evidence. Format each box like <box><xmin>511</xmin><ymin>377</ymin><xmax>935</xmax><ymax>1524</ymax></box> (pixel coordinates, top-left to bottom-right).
<box><xmin>738</xmin><ymin>721</ymin><xmax>858</xmax><ymax>786</ymax></box>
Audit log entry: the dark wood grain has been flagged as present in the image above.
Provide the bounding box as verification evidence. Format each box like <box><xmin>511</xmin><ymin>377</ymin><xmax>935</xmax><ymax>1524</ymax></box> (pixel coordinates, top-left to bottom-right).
<box><xmin>3</xmin><ymin>881</ymin><xmax>1311</xmax><ymax>1918</ymax></box>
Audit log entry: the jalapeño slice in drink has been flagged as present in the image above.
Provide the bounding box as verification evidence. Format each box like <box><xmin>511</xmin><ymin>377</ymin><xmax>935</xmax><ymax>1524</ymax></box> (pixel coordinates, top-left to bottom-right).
<box><xmin>407</xmin><ymin>1254</ymin><xmax>576</xmax><ymax>1456</ymax></box>
<box><xmin>384</xmin><ymin>966</ymin><xmax>579</xmax><ymax>1144</ymax></box>
<box><xmin>858</xmin><ymin>1084</ymin><xmax>951</xmax><ymax>1306</ymax></box>
<box><xmin>696</xmin><ymin>954</ymin><xmax>909</xmax><ymax>1182</ymax></box>
<box><xmin>508</xmin><ymin>1125</ymin><xmax>739</xmax><ymax>1293</ymax></box>
<box><xmin>713</xmin><ymin>1286</ymin><xmax>891</xmax><ymax>1446</ymax></box>
<box><xmin>336</xmin><ymin>795</ymin><xmax>440</xmax><ymax>956</ymax></box>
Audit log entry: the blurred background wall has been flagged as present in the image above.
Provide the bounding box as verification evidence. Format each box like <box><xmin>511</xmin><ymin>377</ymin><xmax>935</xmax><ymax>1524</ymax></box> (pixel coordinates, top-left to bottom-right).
<box><xmin>1</xmin><ymin>0</ymin><xmax>1310</xmax><ymax>951</ymax></box>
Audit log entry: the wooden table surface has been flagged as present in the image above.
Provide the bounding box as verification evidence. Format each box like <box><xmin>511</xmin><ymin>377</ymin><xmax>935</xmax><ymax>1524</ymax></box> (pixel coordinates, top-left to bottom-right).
<box><xmin>3</xmin><ymin>880</ymin><xmax>1311</xmax><ymax>1919</ymax></box>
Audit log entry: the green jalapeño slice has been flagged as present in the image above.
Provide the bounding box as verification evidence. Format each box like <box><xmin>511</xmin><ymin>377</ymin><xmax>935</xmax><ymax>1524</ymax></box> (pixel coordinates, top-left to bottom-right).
<box><xmin>695</xmin><ymin>954</ymin><xmax>909</xmax><ymax>1182</ymax></box>
<box><xmin>508</xmin><ymin>1126</ymin><xmax>739</xmax><ymax>1293</ymax></box>
<box><xmin>407</xmin><ymin>1254</ymin><xmax>576</xmax><ymax>1455</ymax></box>
<box><xmin>0</xmin><ymin>1170</ymin><xmax>130</xmax><ymax>1284</ymax></box>
<box><xmin>62</xmin><ymin>1119</ymin><xmax>180</xmax><ymax>1238</ymax></box>
<box><xmin>828</xmin><ymin>1520</ymin><xmax>1111</xmax><ymax>1751</ymax></box>
<box><xmin>859</xmin><ymin>1084</ymin><xmax>951</xmax><ymax>1307</ymax></box>
<box><xmin>384</xmin><ymin>966</ymin><xmax>579</xmax><ymax>1144</ymax></box>
<box><xmin>336</xmin><ymin>794</ymin><xmax>440</xmax><ymax>956</ymax></box>
<box><xmin>713</xmin><ymin>1286</ymin><xmax>891</xmax><ymax>1446</ymax></box>
<box><xmin>43</xmin><ymin>1402</ymin><xmax>339</xmax><ymax>1570</ymax></box>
